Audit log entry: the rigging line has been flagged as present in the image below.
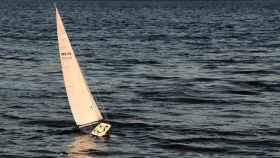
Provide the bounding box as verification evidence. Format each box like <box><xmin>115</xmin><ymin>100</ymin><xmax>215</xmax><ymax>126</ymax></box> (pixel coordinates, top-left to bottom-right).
<box><xmin>100</xmin><ymin>79</ymin><xmax>114</xmax><ymax>120</ymax></box>
<box><xmin>92</xmin><ymin>81</ymin><xmax>108</xmax><ymax>120</ymax></box>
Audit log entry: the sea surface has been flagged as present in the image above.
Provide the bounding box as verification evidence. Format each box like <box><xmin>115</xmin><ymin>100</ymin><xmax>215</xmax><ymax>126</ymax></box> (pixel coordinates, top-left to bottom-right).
<box><xmin>1</xmin><ymin>0</ymin><xmax>280</xmax><ymax>157</ymax></box>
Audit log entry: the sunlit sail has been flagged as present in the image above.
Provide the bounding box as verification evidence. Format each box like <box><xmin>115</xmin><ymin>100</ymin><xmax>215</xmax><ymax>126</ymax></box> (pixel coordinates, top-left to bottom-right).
<box><xmin>55</xmin><ymin>7</ymin><xmax>110</xmax><ymax>137</ymax></box>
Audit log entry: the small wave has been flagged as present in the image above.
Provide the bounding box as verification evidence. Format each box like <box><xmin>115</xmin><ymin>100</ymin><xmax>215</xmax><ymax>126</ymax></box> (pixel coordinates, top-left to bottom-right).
<box><xmin>225</xmin><ymin>90</ymin><xmax>259</xmax><ymax>95</ymax></box>
<box><xmin>261</xmin><ymin>42</ymin><xmax>280</xmax><ymax>48</ymax></box>
<box><xmin>16</xmin><ymin>91</ymin><xmax>66</xmax><ymax>100</ymax></box>
<box><xmin>66</xmin><ymin>150</ymin><xmax>130</xmax><ymax>157</ymax></box>
<box><xmin>148</xmin><ymin>96</ymin><xmax>228</xmax><ymax>104</ymax></box>
<box><xmin>144</xmin><ymin>74</ymin><xmax>179</xmax><ymax>80</ymax></box>
<box><xmin>47</xmin><ymin>128</ymin><xmax>78</xmax><ymax>135</ymax></box>
<box><xmin>0</xmin><ymin>128</ymin><xmax>6</xmax><ymax>132</ymax></box>
<box><xmin>107</xmin><ymin>112</ymin><xmax>138</xmax><ymax>120</ymax></box>
<box><xmin>222</xmin><ymin>109</ymin><xmax>260</xmax><ymax>115</ymax></box>
<box><xmin>142</xmin><ymin>34</ymin><xmax>168</xmax><ymax>41</ymax></box>
<box><xmin>2</xmin><ymin>113</ymin><xmax>27</xmax><ymax>120</ymax></box>
<box><xmin>27</xmin><ymin>149</ymin><xmax>58</xmax><ymax>155</ymax></box>
<box><xmin>120</xmin><ymin>58</ymin><xmax>160</xmax><ymax>65</ymax></box>
<box><xmin>0</xmin><ymin>154</ymin><xmax>31</xmax><ymax>158</ymax></box>
<box><xmin>3</xmin><ymin>56</ymin><xmax>41</xmax><ymax>62</ymax></box>
<box><xmin>266</xmin><ymin>128</ymin><xmax>280</xmax><ymax>136</ymax></box>
<box><xmin>215</xmin><ymin>113</ymin><xmax>256</xmax><ymax>118</ymax></box>
<box><xmin>192</xmin><ymin>77</ymin><xmax>219</xmax><ymax>82</ymax></box>
<box><xmin>176</xmin><ymin>128</ymin><xmax>255</xmax><ymax>137</ymax></box>
<box><xmin>231</xmin><ymin>70</ymin><xmax>275</xmax><ymax>75</ymax></box>
<box><xmin>21</xmin><ymin>119</ymin><xmax>74</xmax><ymax>128</ymax></box>
<box><xmin>110</xmin><ymin>121</ymin><xmax>160</xmax><ymax>131</ymax></box>
<box><xmin>228</xmin><ymin>80</ymin><xmax>280</xmax><ymax>91</ymax></box>
<box><xmin>156</xmin><ymin>143</ymin><xmax>228</xmax><ymax>153</ymax></box>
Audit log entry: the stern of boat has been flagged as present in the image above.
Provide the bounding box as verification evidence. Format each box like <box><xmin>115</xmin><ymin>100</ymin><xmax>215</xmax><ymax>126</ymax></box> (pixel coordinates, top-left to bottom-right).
<box><xmin>91</xmin><ymin>121</ymin><xmax>111</xmax><ymax>137</ymax></box>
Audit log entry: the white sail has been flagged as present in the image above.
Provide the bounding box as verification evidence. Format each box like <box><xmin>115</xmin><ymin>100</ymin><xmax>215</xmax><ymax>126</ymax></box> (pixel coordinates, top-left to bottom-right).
<box><xmin>55</xmin><ymin>8</ymin><xmax>103</xmax><ymax>126</ymax></box>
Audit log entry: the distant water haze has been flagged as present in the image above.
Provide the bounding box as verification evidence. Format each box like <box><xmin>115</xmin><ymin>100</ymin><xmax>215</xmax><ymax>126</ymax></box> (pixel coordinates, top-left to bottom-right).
<box><xmin>0</xmin><ymin>0</ymin><xmax>280</xmax><ymax>157</ymax></box>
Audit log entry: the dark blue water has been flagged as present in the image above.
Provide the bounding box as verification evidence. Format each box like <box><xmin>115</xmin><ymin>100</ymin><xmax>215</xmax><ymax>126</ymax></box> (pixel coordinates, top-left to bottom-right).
<box><xmin>1</xmin><ymin>0</ymin><xmax>280</xmax><ymax>157</ymax></box>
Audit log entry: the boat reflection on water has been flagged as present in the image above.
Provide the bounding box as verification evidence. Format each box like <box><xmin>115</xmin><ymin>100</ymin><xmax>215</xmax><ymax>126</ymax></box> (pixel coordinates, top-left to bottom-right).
<box><xmin>65</xmin><ymin>134</ymin><xmax>109</xmax><ymax>158</ymax></box>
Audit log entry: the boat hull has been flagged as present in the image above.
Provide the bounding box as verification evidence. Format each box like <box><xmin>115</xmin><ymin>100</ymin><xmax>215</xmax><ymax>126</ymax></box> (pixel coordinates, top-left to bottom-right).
<box><xmin>79</xmin><ymin>120</ymin><xmax>111</xmax><ymax>137</ymax></box>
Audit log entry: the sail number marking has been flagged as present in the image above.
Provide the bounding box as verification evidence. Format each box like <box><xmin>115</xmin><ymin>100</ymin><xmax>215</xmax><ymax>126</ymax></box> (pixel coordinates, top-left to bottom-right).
<box><xmin>61</xmin><ymin>52</ymin><xmax>72</xmax><ymax>59</ymax></box>
<box><xmin>61</xmin><ymin>52</ymin><xmax>71</xmax><ymax>56</ymax></box>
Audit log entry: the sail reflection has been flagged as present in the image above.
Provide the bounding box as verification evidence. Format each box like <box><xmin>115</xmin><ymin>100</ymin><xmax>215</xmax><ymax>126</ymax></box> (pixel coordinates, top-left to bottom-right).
<box><xmin>66</xmin><ymin>134</ymin><xmax>108</xmax><ymax>158</ymax></box>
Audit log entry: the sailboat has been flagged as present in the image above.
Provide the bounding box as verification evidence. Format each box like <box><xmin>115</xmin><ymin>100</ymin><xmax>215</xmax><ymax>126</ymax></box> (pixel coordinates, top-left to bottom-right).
<box><xmin>55</xmin><ymin>7</ymin><xmax>111</xmax><ymax>137</ymax></box>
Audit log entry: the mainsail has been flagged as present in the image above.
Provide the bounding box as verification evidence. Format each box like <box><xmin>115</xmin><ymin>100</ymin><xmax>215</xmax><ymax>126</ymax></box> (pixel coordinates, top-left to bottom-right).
<box><xmin>55</xmin><ymin>8</ymin><xmax>103</xmax><ymax>127</ymax></box>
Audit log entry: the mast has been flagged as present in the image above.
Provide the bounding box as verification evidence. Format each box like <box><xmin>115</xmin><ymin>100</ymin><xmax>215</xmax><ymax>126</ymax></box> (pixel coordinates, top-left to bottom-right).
<box><xmin>55</xmin><ymin>8</ymin><xmax>103</xmax><ymax>127</ymax></box>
